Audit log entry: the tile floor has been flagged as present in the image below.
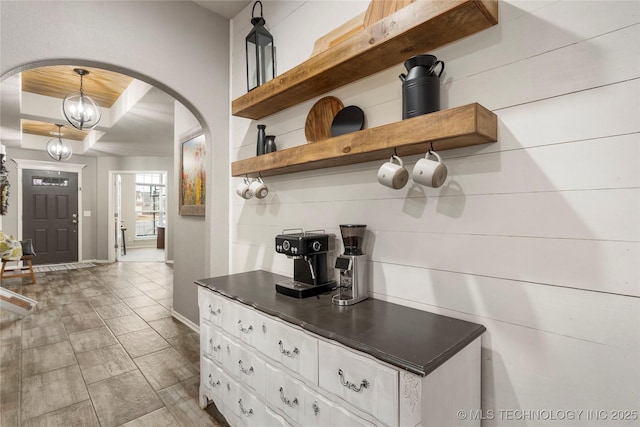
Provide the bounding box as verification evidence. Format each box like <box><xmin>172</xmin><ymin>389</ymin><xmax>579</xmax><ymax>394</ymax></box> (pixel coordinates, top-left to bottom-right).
<box><xmin>0</xmin><ymin>262</ymin><xmax>227</xmax><ymax>427</ymax></box>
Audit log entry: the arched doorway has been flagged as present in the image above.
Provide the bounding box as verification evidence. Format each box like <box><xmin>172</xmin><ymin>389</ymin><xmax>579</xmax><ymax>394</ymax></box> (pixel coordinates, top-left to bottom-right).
<box><xmin>1</xmin><ymin>0</ymin><xmax>230</xmax><ymax>324</ymax></box>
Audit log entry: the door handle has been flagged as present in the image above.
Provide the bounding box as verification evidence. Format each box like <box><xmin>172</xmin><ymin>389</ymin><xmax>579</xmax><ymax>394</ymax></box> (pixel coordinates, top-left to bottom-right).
<box><xmin>72</xmin><ymin>213</ymin><xmax>78</xmax><ymax>218</ymax></box>
<box><xmin>72</xmin><ymin>219</ymin><xmax>78</xmax><ymax>224</ymax></box>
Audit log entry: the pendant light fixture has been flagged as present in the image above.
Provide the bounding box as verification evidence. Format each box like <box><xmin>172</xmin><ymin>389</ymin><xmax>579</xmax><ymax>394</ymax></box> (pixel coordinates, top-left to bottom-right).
<box><xmin>46</xmin><ymin>124</ymin><xmax>73</xmax><ymax>161</ymax></box>
<box><xmin>62</xmin><ymin>68</ymin><xmax>101</xmax><ymax>130</ymax></box>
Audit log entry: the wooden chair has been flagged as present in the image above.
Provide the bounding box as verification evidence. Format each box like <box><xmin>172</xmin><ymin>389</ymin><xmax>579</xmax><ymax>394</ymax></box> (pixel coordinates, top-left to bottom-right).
<box><xmin>0</xmin><ymin>255</ymin><xmax>36</xmax><ymax>284</ymax></box>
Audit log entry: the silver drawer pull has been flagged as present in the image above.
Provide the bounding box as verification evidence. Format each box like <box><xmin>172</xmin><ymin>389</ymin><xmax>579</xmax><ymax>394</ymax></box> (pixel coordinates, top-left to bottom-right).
<box><xmin>238</xmin><ymin>360</ymin><xmax>254</xmax><ymax>375</ymax></box>
<box><xmin>278</xmin><ymin>340</ymin><xmax>299</xmax><ymax>358</ymax></box>
<box><xmin>279</xmin><ymin>387</ymin><xmax>299</xmax><ymax>408</ymax></box>
<box><xmin>208</xmin><ymin>339</ymin><xmax>221</xmax><ymax>352</ymax></box>
<box><xmin>208</xmin><ymin>304</ymin><xmax>221</xmax><ymax>316</ymax></box>
<box><xmin>208</xmin><ymin>374</ymin><xmax>220</xmax><ymax>388</ymax></box>
<box><xmin>338</xmin><ymin>368</ymin><xmax>370</xmax><ymax>392</ymax></box>
<box><xmin>238</xmin><ymin>320</ymin><xmax>254</xmax><ymax>334</ymax></box>
<box><xmin>238</xmin><ymin>399</ymin><xmax>253</xmax><ymax>417</ymax></box>
<box><xmin>312</xmin><ymin>400</ymin><xmax>320</xmax><ymax>415</ymax></box>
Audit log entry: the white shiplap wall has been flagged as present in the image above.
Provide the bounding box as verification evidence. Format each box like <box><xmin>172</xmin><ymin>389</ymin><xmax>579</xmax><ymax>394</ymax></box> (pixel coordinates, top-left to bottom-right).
<box><xmin>230</xmin><ymin>1</ymin><xmax>640</xmax><ymax>425</ymax></box>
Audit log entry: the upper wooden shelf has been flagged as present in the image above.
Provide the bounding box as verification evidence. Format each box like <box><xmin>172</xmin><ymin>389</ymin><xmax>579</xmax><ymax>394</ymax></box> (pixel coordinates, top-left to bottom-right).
<box><xmin>232</xmin><ymin>103</ymin><xmax>497</xmax><ymax>177</ymax></box>
<box><xmin>232</xmin><ymin>0</ymin><xmax>498</xmax><ymax>120</ymax></box>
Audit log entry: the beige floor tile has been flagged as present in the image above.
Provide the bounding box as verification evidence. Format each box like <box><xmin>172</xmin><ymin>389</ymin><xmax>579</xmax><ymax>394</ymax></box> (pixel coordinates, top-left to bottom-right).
<box><xmin>133</xmin><ymin>281</ymin><xmax>163</xmax><ymax>292</ymax></box>
<box><xmin>134</xmin><ymin>347</ymin><xmax>198</xmax><ymax>391</ymax></box>
<box><xmin>157</xmin><ymin>298</ymin><xmax>173</xmax><ymax>310</ymax></box>
<box><xmin>112</xmin><ymin>286</ymin><xmax>144</xmax><ymax>299</ymax></box>
<box><xmin>145</xmin><ymin>288</ymin><xmax>173</xmax><ymax>301</ymax></box>
<box><xmin>76</xmin><ymin>343</ymin><xmax>137</xmax><ymax>384</ymax></box>
<box><xmin>149</xmin><ymin>317</ymin><xmax>192</xmax><ymax>339</ymax></box>
<box><xmin>21</xmin><ymin>400</ymin><xmax>100</xmax><ymax>427</ymax></box>
<box><xmin>87</xmin><ymin>370</ymin><xmax>163</xmax><ymax>427</ymax></box>
<box><xmin>21</xmin><ymin>321</ymin><xmax>67</xmax><ymax>349</ymax></box>
<box><xmin>20</xmin><ymin>309</ymin><xmax>61</xmax><ymax>331</ymax></box>
<box><xmin>68</xmin><ymin>326</ymin><xmax>118</xmax><ymax>353</ymax></box>
<box><xmin>57</xmin><ymin>301</ymin><xmax>96</xmax><ymax>317</ymax></box>
<box><xmin>61</xmin><ymin>311</ymin><xmax>104</xmax><ymax>333</ymax></box>
<box><xmin>167</xmin><ymin>332</ymin><xmax>201</xmax><ymax>365</ymax></box>
<box><xmin>0</xmin><ymin>391</ymin><xmax>20</xmax><ymax>427</ymax></box>
<box><xmin>104</xmin><ymin>314</ymin><xmax>149</xmax><ymax>336</ymax></box>
<box><xmin>118</xmin><ymin>328</ymin><xmax>171</xmax><ymax>358</ymax></box>
<box><xmin>21</xmin><ymin>364</ymin><xmax>89</xmax><ymax>421</ymax></box>
<box><xmin>134</xmin><ymin>304</ymin><xmax>171</xmax><ymax>322</ymax></box>
<box><xmin>22</xmin><ymin>340</ymin><xmax>76</xmax><ymax>377</ymax></box>
<box><xmin>94</xmin><ymin>302</ymin><xmax>136</xmax><ymax>319</ymax></box>
<box><xmin>86</xmin><ymin>294</ymin><xmax>122</xmax><ymax>307</ymax></box>
<box><xmin>0</xmin><ymin>336</ymin><xmax>21</xmax><ymax>394</ymax></box>
<box><xmin>119</xmin><ymin>407</ymin><xmax>180</xmax><ymax>427</ymax></box>
<box><xmin>121</xmin><ymin>295</ymin><xmax>157</xmax><ymax>309</ymax></box>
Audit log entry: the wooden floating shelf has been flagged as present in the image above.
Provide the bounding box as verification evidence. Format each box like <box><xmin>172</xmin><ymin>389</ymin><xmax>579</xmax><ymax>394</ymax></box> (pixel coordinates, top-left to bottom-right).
<box><xmin>232</xmin><ymin>0</ymin><xmax>498</xmax><ymax>120</ymax></box>
<box><xmin>232</xmin><ymin>103</ymin><xmax>497</xmax><ymax>177</ymax></box>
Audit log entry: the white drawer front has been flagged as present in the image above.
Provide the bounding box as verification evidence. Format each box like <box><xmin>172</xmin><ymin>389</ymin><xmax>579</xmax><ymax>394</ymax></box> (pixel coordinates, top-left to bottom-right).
<box><xmin>199</xmin><ymin>287</ymin><xmax>227</xmax><ymax>327</ymax></box>
<box><xmin>299</xmin><ymin>383</ymin><xmax>338</xmax><ymax>427</ymax></box>
<box><xmin>266</xmin><ymin>319</ymin><xmax>318</xmax><ymax>384</ymax></box>
<box><xmin>318</xmin><ymin>340</ymin><xmax>399</xmax><ymax>426</ymax></box>
<box><xmin>265</xmin><ymin>407</ymin><xmax>293</xmax><ymax>427</ymax></box>
<box><xmin>202</xmin><ymin>358</ymin><xmax>226</xmax><ymax>400</ymax></box>
<box><xmin>237</xmin><ymin>384</ymin><xmax>268</xmax><ymax>427</ymax></box>
<box><xmin>265</xmin><ymin>363</ymin><xmax>306</xmax><ymax>424</ymax></box>
<box><xmin>228</xmin><ymin>301</ymin><xmax>269</xmax><ymax>350</ymax></box>
<box><xmin>335</xmin><ymin>405</ymin><xmax>376</xmax><ymax>427</ymax></box>
<box><xmin>234</xmin><ymin>347</ymin><xmax>266</xmax><ymax>397</ymax></box>
<box><xmin>201</xmin><ymin>324</ymin><xmax>224</xmax><ymax>363</ymax></box>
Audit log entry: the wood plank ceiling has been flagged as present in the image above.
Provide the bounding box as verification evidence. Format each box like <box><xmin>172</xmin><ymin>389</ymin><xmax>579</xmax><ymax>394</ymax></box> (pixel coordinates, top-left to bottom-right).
<box><xmin>20</xmin><ymin>65</ymin><xmax>134</xmax><ymax>140</ymax></box>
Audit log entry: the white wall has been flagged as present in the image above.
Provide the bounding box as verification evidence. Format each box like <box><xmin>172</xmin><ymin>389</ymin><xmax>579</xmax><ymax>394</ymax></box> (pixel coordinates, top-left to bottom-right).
<box><xmin>0</xmin><ymin>0</ymin><xmax>230</xmax><ymax>325</ymax></box>
<box><xmin>230</xmin><ymin>1</ymin><xmax>640</xmax><ymax>424</ymax></box>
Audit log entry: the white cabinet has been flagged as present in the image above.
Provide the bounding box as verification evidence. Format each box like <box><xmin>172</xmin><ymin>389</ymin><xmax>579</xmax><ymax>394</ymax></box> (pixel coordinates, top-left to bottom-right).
<box><xmin>198</xmin><ymin>285</ymin><xmax>481</xmax><ymax>427</ymax></box>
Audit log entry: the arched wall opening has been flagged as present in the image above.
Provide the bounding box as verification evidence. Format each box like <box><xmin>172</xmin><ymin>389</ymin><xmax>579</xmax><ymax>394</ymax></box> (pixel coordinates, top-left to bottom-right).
<box><xmin>0</xmin><ymin>0</ymin><xmax>230</xmax><ymax>325</ymax></box>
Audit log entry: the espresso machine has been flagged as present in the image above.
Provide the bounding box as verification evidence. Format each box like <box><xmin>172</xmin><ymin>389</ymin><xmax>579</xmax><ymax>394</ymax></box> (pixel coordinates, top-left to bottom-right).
<box><xmin>332</xmin><ymin>224</ymin><xmax>369</xmax><ymax>306</ymax></box>
<box><xmin>275</xmin><ymin>229</ymin><xmax>336</xmax><ymax>298</ymax></box>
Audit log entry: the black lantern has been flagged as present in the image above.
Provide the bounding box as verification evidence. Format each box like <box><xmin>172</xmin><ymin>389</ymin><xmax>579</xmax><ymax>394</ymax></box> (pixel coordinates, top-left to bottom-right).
<box><xmin>246</xmin><ymin>1</ymin><xmax>275</xmax><ymax>92</ymax></box>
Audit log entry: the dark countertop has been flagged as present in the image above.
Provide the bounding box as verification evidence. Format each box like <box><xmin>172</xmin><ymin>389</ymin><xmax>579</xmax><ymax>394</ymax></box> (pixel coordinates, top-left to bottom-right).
<box><xmin>196</xmin><ymin>270</ymin><xmax>485</xmax><ymax>376</ymax></box>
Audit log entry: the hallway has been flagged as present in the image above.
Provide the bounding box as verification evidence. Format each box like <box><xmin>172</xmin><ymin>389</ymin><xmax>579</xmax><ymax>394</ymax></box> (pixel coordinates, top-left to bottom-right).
<box><xmin>0</xmin><ymin>262</ymin><xmax>225</xmax><ymax>426</ymax></box>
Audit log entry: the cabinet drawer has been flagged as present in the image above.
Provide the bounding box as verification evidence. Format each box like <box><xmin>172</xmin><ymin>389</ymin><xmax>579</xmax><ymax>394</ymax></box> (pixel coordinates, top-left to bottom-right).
<box><xmin>237</xmin><ymin>384</ymin><xmax>269</xmax><ymax>427</ymax></box>
<box><xmin>201</xmin><ymin>324</ymin><xmax>224</xmax><ymax>363</ymax></box>
<box><xmin>233</xmin><ymin>346</ymin><xmax>266</xmax><ymax>398</ymax></box>
<box><xmin>265</xmin><ymin>319</ymin><xmax>318</xmax><ymax>384</ymax></box>
<box><xmin>265</xmin><ymin>407</ymin><xmax>293</xmax><ymax>427</ymax></box>
<box><xmin>298</xmin><ymin>381</ymin><xmax>374</xmax><ymax>427</ymax></box>
<box><xmin>201</xmin><ymin>358</ymin><xmax>227</xmax><ymax>400</ymax></box>
<box><xmin>227</xmin><ymin>301</ymin><xmax>269</xmax><ymax>351</ymax></box>
<box><xmin>318</xmin><ymin>340</ymin><xmax>398</xmax><ymax>426</ymax></box>
<box><xmin>265</xmin><ymin>363</ymin><xmax>306</xmax><ymax>424</ymax></box>
<box><xmin>199</xmin><ymin>287</ymin><xmax>228</xmax><ymax>328</ymax></box>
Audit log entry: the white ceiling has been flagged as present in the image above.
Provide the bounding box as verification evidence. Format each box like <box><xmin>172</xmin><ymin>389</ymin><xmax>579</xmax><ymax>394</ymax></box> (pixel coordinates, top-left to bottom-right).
<box><xmin>0</xmin><ymin>0</ymin><xmax>251</xmax><ymax>158</ymax></box>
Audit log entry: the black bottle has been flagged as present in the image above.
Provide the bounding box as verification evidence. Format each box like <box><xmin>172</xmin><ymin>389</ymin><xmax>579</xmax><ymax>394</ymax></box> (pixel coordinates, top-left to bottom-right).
<box><xmin>256</xmin><ymin>124</ymin><xmax>266</xmax><ymax>156</ymax></box>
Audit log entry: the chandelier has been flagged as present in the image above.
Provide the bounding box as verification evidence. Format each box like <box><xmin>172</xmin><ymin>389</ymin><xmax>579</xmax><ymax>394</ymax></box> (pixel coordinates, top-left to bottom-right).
<box><xmin>62</xmin><ymin>68</ymin><xmax>101</xmax><ymax>130</ymax></box>
<box><xmin>46</xmin><ymin>124</ymin><xmax>73</xmax><ymax>161</ymax></box>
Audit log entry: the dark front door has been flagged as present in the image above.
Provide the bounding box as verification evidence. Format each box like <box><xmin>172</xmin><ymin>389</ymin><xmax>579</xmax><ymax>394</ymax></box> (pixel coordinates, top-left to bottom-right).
<box><xmin>22</xmin><ymin>169</ymin><xmax>79</xmax><ymax>265</ymax></box>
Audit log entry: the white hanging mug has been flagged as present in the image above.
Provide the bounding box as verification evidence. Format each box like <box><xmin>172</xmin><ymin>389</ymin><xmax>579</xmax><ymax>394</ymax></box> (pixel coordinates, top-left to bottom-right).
<box><xmin>377</xmin><ymin>155</ymin><xmax>409</xmax><ymax>189</ymax></box>
<box><xmin>413</xmin><ymin>151</ymin><xmax>447</xmax><ymax>188</ymax></box>
<box><xmin>249</xmin><ymin>177</ymin><xmax>268</xmax><ymax>199</ymax></box>
<box><xmin>236</xmin><ymin>178</ymin><xmax>253</xmax><ymax>199</ymax></box>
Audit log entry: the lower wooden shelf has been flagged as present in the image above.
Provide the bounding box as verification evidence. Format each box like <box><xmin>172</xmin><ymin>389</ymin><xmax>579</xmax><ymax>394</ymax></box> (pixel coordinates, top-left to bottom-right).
<box><xmin>231</xmin><ymin>103</ymin><xmax>497</xmax><ymax>178</ymax></box>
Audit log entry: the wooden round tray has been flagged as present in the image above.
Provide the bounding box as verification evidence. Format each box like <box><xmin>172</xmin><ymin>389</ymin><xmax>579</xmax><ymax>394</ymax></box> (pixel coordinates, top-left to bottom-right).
<box><xmin>304</xmin><ymin>96</ymin><xmax>344</xmax><ymax>142</ymax></box>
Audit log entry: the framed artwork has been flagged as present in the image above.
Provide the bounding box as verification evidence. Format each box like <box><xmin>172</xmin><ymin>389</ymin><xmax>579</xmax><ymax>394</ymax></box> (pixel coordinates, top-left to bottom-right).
<box><xmin>179</xmin><ymin>133</ymin><xmax>206</xmax><ymax>216</ymax></box>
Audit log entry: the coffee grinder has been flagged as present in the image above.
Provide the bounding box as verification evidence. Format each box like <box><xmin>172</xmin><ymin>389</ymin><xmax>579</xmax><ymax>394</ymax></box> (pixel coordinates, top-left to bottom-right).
<box><xmin>275</xmin><ymin>229</ymin><xmax>336</xmax><ymax>298</ymax></box>
<box><xmin>332</xmin><ymin>224</ymin><xmax>369</xmax><ymax>306</ymax></box>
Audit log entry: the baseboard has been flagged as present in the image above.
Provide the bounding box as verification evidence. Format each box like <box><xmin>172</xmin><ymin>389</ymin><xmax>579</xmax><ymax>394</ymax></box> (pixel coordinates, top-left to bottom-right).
<box><xmin>172</xmin><ymin>310</ymin><xmax>199</xmax><ymax>334</ymax></box>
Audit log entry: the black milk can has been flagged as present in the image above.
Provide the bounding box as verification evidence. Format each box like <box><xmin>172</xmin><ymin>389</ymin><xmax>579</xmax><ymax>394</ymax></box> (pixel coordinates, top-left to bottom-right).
<box><xmin>399</xmin><ymin>54</ymin><xmax>445</xmax><ymax>119</ymax></box>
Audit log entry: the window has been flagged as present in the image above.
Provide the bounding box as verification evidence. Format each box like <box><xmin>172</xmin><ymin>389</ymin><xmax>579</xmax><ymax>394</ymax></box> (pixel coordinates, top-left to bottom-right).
<box><xmin>135</xmin><ymin>173</ymin><xmax>166</xmax><ymax>238</ymax></box>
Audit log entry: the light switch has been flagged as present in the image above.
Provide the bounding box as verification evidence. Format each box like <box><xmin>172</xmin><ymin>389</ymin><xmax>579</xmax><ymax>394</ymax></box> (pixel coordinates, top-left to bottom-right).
<box><xmin>83</xmin><ymin>211</ymin><xmax>91</xmax><ymax>217</ymax></box>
